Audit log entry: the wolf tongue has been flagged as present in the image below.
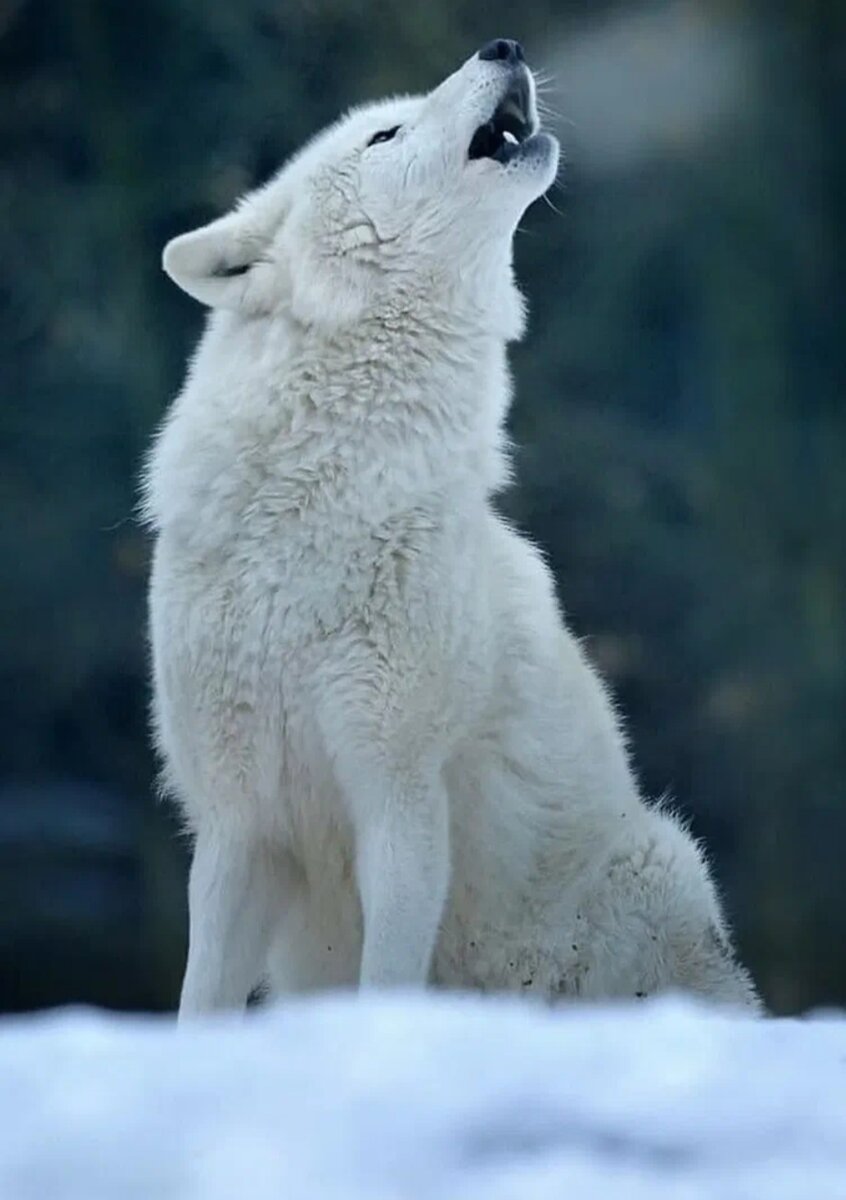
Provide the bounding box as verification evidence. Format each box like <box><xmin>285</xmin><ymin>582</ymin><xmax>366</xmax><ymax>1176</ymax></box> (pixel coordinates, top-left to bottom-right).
<box><xmin>468</xmin><ymin>120</ymin><xmax>501</xmax><ymax>160</ymax></box>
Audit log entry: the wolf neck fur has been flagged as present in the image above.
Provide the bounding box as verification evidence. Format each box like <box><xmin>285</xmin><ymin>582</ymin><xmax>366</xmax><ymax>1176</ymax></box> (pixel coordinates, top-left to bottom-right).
<box><xmin>150</xmin><ymin>289</ymin><xmax>513</xmax><ymax>547</ymax></box>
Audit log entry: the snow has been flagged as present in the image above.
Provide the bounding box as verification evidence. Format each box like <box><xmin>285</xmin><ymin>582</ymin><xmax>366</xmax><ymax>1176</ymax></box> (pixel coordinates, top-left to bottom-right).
<box><xmin>1</xmin><ymin>993</ymin><xmax>844</xmax><ymax>1199</ymax></box>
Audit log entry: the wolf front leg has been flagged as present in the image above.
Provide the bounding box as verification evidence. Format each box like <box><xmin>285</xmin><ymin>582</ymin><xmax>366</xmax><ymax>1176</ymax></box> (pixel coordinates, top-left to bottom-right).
<box><xmin>179</xmin><ymin>830</ymin><xmax>295</xmax><ymax>1019</ymax></box>
<box><xmin>353</xmin><ymin>772</ymin><xmax>451</xmax><ymax>989</ymax></box>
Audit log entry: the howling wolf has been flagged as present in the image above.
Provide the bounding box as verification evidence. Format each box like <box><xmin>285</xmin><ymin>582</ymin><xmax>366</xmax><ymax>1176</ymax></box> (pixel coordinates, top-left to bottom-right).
<box><xmin>145</xmin><ymin>40</ymin><xmax>760</xmax><ymax>1016</ymax></box>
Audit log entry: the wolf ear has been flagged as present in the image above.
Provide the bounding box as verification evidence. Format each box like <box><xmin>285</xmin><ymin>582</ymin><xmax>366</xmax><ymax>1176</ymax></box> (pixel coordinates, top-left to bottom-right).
<box><xmin>162</xmin><ymin>210</ymin><xmax>274</xmax><ymax>310</ymax></box>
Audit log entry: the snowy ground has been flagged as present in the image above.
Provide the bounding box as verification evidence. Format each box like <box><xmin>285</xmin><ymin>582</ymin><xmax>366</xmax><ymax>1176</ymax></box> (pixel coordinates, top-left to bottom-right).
<box><xmin>1</xmin><ymin>993</ymin><xmax>844</xmax><ymax>1199</ymax></box>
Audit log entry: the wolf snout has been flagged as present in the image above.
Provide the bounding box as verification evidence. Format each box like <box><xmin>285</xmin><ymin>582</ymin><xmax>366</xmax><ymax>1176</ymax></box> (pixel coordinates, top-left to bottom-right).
<box><xmin>478</xmin><ymin>39</ymin><xmax>525</xmax><ymax>67</ymax></box>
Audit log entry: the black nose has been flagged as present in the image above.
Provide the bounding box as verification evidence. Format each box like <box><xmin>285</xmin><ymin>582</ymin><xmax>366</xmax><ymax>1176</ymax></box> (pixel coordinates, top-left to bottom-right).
<box><xmin>478</xmin><ymin>39</ymin><xmax>525</xmax><ymax>66</ymax></box>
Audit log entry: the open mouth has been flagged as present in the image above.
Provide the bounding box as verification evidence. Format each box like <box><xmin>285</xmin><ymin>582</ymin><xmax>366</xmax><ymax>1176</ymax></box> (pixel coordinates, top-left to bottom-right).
<box><xmin>467</xmin><ymin>73</ymin><xmax>536</xmax><ymax>164</ymax></box>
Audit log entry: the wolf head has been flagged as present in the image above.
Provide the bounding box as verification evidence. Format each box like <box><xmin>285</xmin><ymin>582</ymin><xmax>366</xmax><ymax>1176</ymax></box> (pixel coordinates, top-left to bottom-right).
<box><xmin>163</xmin><ymin>41</ymin><xmax>559</xmax><ymax>332</ymax></box>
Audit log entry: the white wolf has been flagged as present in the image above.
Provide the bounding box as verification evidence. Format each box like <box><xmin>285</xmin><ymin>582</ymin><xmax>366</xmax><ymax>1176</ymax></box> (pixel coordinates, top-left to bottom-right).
<box><xmin>145</xmin><ymin>40</ymin><xmax>760</xmax><ymax>1016</ymax></box>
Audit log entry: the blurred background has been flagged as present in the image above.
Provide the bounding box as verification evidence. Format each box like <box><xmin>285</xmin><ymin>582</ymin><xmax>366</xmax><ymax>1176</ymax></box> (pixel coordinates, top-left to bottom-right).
<box><xmin>0</xmin><ymin>0</ymin><xmax>843</xmax><ymax>1016</ymax></box>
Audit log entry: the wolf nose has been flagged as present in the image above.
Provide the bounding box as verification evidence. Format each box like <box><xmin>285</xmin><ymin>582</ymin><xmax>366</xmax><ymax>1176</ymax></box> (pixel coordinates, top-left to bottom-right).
<box><xmin>478</xmin><ymin>39</ymin><xmax>525</xmax><ymax>66</ymax></box>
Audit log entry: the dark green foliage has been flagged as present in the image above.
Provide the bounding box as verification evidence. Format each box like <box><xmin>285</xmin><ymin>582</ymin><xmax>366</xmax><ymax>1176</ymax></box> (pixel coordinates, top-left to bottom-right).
<box><xmin>0</xmin><ymin>0</ymin><xmax>842</xmax><ymax>1013</ymax></box>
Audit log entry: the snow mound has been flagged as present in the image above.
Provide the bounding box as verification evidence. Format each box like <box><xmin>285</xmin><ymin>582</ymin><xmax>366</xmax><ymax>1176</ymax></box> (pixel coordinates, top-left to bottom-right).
<box><xmin>1</xmin><ymin>993</ymin><xmax>844</xmax><ymax>1198</ymax></box>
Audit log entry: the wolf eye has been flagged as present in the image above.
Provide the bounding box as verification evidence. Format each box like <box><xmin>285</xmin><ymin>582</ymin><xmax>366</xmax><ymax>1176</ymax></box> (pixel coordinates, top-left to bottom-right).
<box><xmin>367</xmin><ymin>125</ymin><xmax>400</xmax><ymax>147</ymax></box>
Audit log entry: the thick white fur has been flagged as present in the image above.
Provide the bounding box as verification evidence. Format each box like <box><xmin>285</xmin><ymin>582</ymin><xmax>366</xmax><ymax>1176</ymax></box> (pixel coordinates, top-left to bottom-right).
<box><xmin>145</xmin><ymin>50</ymin><xmax>760</xmax><ymax>1017</ymax></box>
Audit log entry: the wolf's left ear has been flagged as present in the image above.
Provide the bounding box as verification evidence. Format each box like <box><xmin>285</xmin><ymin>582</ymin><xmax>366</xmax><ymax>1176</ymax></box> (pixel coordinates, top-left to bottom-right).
<box><xmin>162</xmin><ymin>206</ymin><xmax>278</xmax><ymax>311</ymax></box>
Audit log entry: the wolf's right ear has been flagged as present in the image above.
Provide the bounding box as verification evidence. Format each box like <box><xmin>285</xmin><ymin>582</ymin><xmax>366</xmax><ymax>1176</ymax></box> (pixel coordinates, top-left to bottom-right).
<box><xmin>162</xmin><ymin>210</ymin><xmax>273</xmax><ymax>310</ymax></box>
